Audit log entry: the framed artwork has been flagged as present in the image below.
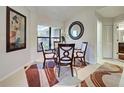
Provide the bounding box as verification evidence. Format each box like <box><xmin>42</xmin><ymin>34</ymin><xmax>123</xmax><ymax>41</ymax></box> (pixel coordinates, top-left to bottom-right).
<box><xmin>6</xmin><ymin>7</ymin><xmax>26</xmax><ymax>52</ymax></box>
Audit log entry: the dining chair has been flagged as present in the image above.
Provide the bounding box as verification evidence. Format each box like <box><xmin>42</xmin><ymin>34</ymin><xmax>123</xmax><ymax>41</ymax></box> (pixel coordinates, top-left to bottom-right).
<box><xmin>74</xmin><ymin>42</ymin><xmax>88</xmax><ymax>66</ymax></box>
<box><xmin>54</xmin><ymin>41</ymin><xmax>60</xmax><ymax>50</ymax></box>
<box><xmin>41</xmin><ymin>42</ymin><xmax>57</xmax><ymax>68</ymax></box>
<box><xmin>61</xmin><ymin>36</ymin><xmax>66</xmax><ymax>43</ymax></box>
<box><xmin>57</xmin><ymin>44</ymin><xmax>75</xmax><ymax>77</ymax></box>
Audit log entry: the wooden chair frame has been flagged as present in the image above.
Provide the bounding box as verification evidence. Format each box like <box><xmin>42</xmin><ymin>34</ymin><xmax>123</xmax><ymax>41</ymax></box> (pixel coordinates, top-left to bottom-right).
<box><xmin>41</xmin><ymin>42</ymin><xmax>57</xmax><ymax>68</ymax></box>
<box><xmin>57</xmin><ymin>44</ymin><xmax>75</xmax><ymax>77</ymax></box>
<box><xmin>74</xmin><ymin>42</ymin><xmax>88</xmax><ymax>66</ymax></box>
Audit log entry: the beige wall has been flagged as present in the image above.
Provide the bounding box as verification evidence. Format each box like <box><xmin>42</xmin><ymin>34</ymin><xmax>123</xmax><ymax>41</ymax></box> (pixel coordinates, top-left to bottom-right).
<box><xmin>113</xmin><ymin>14</ymin><xmax>124</xmax><ymax>59</ymax></box>
<box><xmin>102</xmin><ymin>18</ymin><xmax>113</xmax><ymax>58</ymax></box>
<box><xmin>96</xmin><ymin>13</ymin><xmax>124</xmax><ymax>60</ymax></box>
<box><xmin>29</xmin><ymin>8</ymin><xmax>64</xmax><ymax>63</ymax></box>
<box><xmin>0</xmin><ymin>69</ymin><xmax>28</xmax><ymax>87</ymax></box>
<box><xmin>0</xmin><ymin>6</ymin><xmax>64</xmax><ymax>81</ymax></box>
<box><xmin>0</xmin><ymin>7</ymin><xmax>99</xmax><ymax>85</ymax></box>
<box><xmin>64</xmin><ymin>10</ymin><xmax>97</xmax><ymax>64</ymax></box>
<box><xmin>29</xmin><ymin>7</ymin><xmax>99</xmax><ymax>64</ymax></box>
<box><xmin>97</xmin><ymin>19</ymin><xmax>102</xmax><ymax>63</ymax></box>
<box><xmin>29</xmin><ymin>8</ymin><xmax>43</xmax><ymax>62</ymax></box>
<box><xmin>0</xmin><ymin>6</ymin><xmax>31</xmax><ymax>80</ymax></box>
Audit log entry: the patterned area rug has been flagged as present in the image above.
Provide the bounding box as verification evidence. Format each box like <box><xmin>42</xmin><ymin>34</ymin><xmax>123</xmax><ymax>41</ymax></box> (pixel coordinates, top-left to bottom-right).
<box><xmin>80</xmin><ymin>63</ymin><xmax>123</xmax><ymax>87</ymax></box>
<box><xmin>25</xmin><ymin>62</ymin><xmax>123</xmax><ymax>87</ymax></box>
<box><xmin>24</xmin><ymin>61</ymin><xmax>85</xmax><ymax>87</ymax></box>
<box><xmin>25</xmin><ymin>63</ymin><xmax>58</xmax><ymax>87</ymax></box>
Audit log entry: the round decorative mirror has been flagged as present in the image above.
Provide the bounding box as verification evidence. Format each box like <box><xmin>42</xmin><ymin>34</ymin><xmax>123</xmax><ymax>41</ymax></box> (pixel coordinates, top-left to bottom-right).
<box><xmin>68</xmin><ymin>21</ymin><xmax>84</xmax><ymax>40</ymax></box>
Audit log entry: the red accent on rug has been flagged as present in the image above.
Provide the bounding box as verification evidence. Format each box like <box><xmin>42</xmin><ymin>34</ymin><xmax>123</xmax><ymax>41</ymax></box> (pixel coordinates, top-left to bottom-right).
<box><xmin>81</xmin><ymin>63</ymin><xmax>123</xmax><ymax>87</ymax></box>
<box><xmin>25</xmin><ymin>64</ymin><xmax>58</xmax><ymax>87</ymax></box>
<box><xmin>25</xmin><ymin>64</ymin><xmax>41</xmax><ymax>87</ymax></box>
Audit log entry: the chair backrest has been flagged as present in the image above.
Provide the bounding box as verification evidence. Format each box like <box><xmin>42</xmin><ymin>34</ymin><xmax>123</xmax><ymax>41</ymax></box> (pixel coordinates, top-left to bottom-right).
<box><xmin>40</xmin><ymin>42</ymin><xmax>45</xmax><ymax>57</ymax></box>
<box><xmin>54</xmin><ymin>41</ymin><xmax>60</xmax><ymax>50</ymax></box>
<box><xmin>81</xmin><ymin>42</ymin><xmax>88</xmax><ymax>55</ymax></box>
<box><xmin>61</xmin><ymin>36</ymin><xmax>66</xmax><ymax>44</ymax></box>
<box><xmin>58</xmin><ymin>44</ymin><xmax>75</xmax><ymax>63</ymax></box>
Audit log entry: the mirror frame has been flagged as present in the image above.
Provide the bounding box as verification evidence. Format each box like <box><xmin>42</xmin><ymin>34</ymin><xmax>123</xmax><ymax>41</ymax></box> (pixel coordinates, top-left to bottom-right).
<box><xmin>68</xmin><ymin>21</ymin><xmax>84</xmax><ymax>40</ymax></box>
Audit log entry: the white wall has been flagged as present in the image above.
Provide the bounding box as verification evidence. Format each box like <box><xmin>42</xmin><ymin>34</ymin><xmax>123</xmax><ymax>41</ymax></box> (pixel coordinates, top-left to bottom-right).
<box><xmin>114</xmin><ymin>14</ymin><xmax>124</xmax><ymax>23</ymax></box>
<box><xmin>29</xmin><ymin>8</ymin><xmax>43</xmax><ymax>62</ymax></box>
<box><xmin>96</xmin><ymin>14</ymin><xmax>124</xmax><ymax>60</ymax></box>
<box><xmin>102</xmin><ymin>18</ymin><xmax>113</xmax><ymax>58</ymax></box>
<box><xmin>95</xmin><ymin>13</ymin><xmax>113</xmax><ymax>63</ymax></box>
<box><xmin>97</xmin><ymin>19</ymin><xmax>102</xmax><ymax>63</ymax></box>
<box><xmin>29</xmin><ymin>7</ymin><xmax>99</xmax><ymax>65</ymax></box>
<box><xmin>96</xmin><ymin>8</ymin><xmax>124</xmax><ymax>60</ymax></box>
<box><xmin>64</xmin><ymin>10</ymin><xmax>97</xmax><ymax>64</ymax></box>
<box><xmin>0</xmin><ymin>68</ymin><xmax>28</xmax><ymax>87</ymax></box>
<box><xmin>113</xmin><ymin>14</ymin><xmax>124</xmax><ymax>59</ymax></box>
<box><xmin>0</xmin><ymin>7</ymin><xmax>100</xmax><ymax>83</ymax></box>
<box><xmin>29</xmin><ymin>8</ymin><xmax>64</xmax><ymax>62</ymax></box>
<box><xmin>0</xmin><ymin>6</ymin><xmax>31</xmax><ymax>80</ymax></box>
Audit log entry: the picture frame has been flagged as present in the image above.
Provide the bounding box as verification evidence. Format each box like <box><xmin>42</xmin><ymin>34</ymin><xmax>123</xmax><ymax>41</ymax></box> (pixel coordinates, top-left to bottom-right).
<box><xmin>6</xmin><ymin>6</ymin><xmax>26</xmax><ymax>52</ymax></box>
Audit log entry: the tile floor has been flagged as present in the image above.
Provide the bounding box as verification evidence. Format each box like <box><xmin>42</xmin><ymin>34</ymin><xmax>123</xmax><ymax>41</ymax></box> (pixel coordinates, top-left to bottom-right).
<box><xmin>0</xmin><ymin>59</ymin><xmax>124</xmax><ymax>87</ymax></box>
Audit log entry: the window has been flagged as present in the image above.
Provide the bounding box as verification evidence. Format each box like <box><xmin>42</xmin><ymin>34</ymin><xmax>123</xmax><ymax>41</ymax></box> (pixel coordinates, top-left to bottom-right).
<box><xmin>51</xmin><ymin>27</ymin><xmax>61</xmax><ymax>49</ymax></box>
<box><xmin>37</xmin><ymin>25</ymin><xmax>61</xmax><ymax>52</ymax></box>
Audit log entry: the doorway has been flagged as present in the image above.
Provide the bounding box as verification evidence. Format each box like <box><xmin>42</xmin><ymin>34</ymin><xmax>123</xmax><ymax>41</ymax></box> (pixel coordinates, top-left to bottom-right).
<box><xmin>102</xmin><ymin>25</ymin><xmax>113</xmax><ymax>58</ymax></box>
<box><xmin>113</xmin><ymin>21</ymin><xmax>124</xmax><ymax>60</ymax></box>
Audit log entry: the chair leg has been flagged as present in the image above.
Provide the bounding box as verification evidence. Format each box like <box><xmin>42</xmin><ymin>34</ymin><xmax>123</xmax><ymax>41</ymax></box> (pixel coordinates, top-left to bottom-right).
<box><xmin>58</xmin><ymin>64</ymin><xmax>61</xmax><ymax>77</ymax></box>
<box><xmin>80</xmin><ymin>58</ymin><xmax>83</xmax><ymax>66</ymax></box>
<box><xmin>83</xmin><ymin>57</ymin><xmax>87</xmax><ymax>66</ymax></box>
<box><xmin>43</xmin><ymin>59</ymin><xmax>46</xmax><ymax>68</ymax></box>
<box><xmin>74</xmin><ymin>58</ymin><xmax>75</xmax><ymax>66</ymax></box>
<box><xmin>70</xmin><ymin>64</ymin><xmax>74</xmax><ymax>77</ymax></box>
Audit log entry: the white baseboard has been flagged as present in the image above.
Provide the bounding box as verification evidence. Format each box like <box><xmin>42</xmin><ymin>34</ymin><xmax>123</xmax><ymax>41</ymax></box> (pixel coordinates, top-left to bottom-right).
<box><xmin>0</xmin><ymin>61</ymin><xmax>34</xmax><ymax>82</ymax></box>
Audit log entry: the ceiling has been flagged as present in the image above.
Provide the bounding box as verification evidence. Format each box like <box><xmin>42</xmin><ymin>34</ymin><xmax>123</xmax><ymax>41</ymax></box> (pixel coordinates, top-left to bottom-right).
<box><xmin>28</xmin><ymin>6</ymin><xmax>124</xmax><ymax>23</ymax></box>
<box><xmin>28</xmin><ymin>6</ymin><xmax>102</xmax><ymax>23</ymax></box>
<box><xmin>96</xmin><ymin>6</ymin><xmax>124</xmax><ymax>18</ymax></box>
